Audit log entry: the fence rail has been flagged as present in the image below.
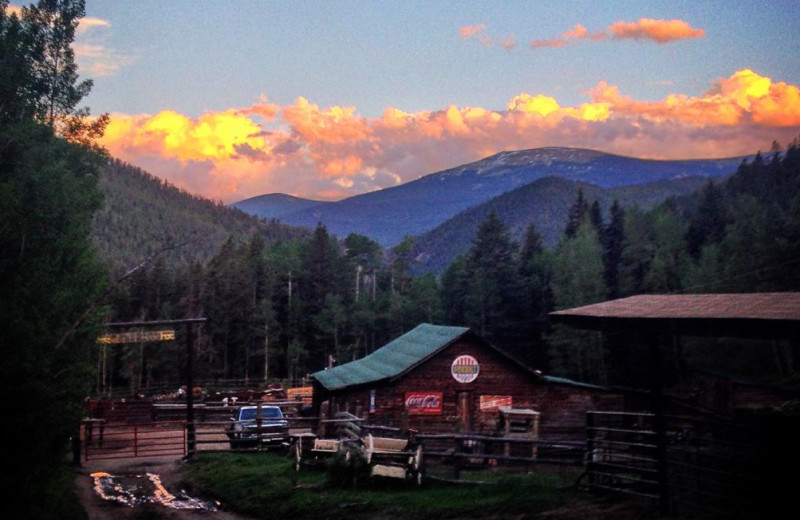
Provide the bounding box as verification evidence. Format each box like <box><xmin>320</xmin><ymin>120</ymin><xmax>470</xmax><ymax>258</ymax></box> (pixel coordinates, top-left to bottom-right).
<box><xmin>584</xmin><ymin>410</ymin><xmax>787</xmax><ymax>518</ymax></box>
<box><xmin>82</xmin><ymin>420</ymin><xmax>186</xmax><ymax>462</ymax></box>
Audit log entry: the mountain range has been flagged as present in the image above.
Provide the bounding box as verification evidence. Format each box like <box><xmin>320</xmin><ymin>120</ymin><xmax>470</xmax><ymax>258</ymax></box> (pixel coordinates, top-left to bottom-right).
<box><xmin>411</xmin><ymin>175</ymin><xmax>713</xmax><ymax>273</ymax></box>
<box><xmin>232</xmin><ymin>147</ymin><xmax>745</xmax><ymax>247</ymax></box>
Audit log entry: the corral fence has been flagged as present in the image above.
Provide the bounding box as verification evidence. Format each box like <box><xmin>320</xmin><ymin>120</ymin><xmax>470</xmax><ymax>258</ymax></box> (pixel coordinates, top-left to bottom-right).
<box><xmin>584</xmin><ymin>410</ymin><xmax>796</xmax><ymax>518</ymax></box>
<box><xmin>79</xmin><ymin>402</ymin><xmax>588</xmax><ymax>474</ymax></box>
<box><xmin>81</xmin><ymin>420</ymin><xmax>187</xmax><ymax>462</ymax></box>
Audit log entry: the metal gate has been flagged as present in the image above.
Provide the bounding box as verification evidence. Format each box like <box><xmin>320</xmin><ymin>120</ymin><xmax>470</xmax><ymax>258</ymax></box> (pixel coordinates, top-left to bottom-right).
<box><xmin>82</xmin><ymin>420</ymin><xmax>187</xmax><ymax>462</ymax></box>
<box><xmin>585</xmin><ymin>411</ymin><xmax>783</xmax><ymax>518</ymax></box>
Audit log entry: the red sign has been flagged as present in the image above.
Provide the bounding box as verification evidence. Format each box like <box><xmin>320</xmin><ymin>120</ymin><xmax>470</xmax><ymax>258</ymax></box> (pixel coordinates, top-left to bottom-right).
<box><xmin>480</xmin><ymin>395</ymin><xmax>512</xmax><ymax>411</ymax></box>
<box><xmin>405</xmin><ymin>392</ymin><xmax>443</xmax><ymax>415</ymax></box>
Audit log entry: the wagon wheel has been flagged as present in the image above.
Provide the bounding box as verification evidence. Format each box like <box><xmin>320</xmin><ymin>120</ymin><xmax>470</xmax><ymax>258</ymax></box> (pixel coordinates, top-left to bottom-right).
<box><xmin>294</xmin><ymin>438</ymin><xmax>303</xmax><ymax>472</ymax></box>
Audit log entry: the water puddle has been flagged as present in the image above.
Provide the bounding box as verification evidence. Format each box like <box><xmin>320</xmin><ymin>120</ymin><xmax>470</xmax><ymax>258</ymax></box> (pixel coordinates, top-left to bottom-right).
<box><xmin>90</xmin><ymin>471</ymin><xmax>219</xmax><ymax>511</ymax></box>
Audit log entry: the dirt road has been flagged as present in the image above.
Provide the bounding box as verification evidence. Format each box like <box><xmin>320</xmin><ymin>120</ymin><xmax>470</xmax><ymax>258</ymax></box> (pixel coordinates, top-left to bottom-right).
<box><xmin>75</xmin><ymin>455</ymin><xmax>253</xmax><ymax>520</ymax></box>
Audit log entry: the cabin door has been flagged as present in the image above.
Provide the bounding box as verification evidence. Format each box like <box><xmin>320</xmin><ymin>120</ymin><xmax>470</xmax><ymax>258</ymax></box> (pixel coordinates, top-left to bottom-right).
<box><xmin>456</xmin><ymin>391</ymin><xmax>472</xmax><ymax>431</ymax></box>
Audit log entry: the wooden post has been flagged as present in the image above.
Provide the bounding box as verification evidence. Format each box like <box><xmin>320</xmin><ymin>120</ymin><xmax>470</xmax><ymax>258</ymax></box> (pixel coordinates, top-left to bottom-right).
<box><xmin>503</xmin><ymin>411</ymin><xmax>510</xmax><ymax>459</ymax></box>
<box><xmin>649</xmin><ymin>333</ymin><xmax>669</xmax><ymax>515</ymax></box>
<box><xmin>586</xmin><ymin>411</ymin><xmax>596</xmax><ymax>486</ymax></box>
<box><xmin>318</xmin><ymin>401</ymin><xmax>329</xmax><ymax>437</ymax></box>
<box><xmin>186</xmin><ymin>322</ymin><xmax>196</xmax><ymax>457</ymax></box>
<box><xmin>454</xmin><ymin>418</ymin><xmax>463</xmax><ymax>479</ymax></box>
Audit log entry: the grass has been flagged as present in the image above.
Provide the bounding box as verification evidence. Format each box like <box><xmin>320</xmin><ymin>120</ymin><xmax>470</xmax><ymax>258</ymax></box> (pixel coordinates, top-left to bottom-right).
<box><xmin>182</xmin><ymin>451</ymin><xmax>583</xmax><ymax>519</ymax></box>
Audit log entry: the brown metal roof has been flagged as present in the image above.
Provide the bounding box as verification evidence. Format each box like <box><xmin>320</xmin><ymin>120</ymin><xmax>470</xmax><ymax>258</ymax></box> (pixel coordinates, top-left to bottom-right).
<box><xmin>550</xmin><ymin>293</ymin><xmax>800</xmax><ymax>339</ymax></box>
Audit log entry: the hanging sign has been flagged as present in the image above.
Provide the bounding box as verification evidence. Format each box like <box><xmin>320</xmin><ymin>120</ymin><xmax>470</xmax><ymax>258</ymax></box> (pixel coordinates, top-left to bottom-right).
<box><xmin>405</xmin><ymin>392</ymin><xmax>443</xmax><ymax>415</ymax></box>
<box><xmin>97</xmin><ymin>330</ymin><xmax>175</xmax><ymax>344</ymax></box>
<box><xmin>451</xmin><ymin>355</ymin><xmax>480</xmax><ymax>383</ymax></box>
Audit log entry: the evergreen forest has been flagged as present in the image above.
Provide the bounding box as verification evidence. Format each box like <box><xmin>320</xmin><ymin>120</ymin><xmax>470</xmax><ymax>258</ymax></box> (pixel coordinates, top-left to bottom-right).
<box><xmin>97</xmin><ymin>141</ymin><xmax>800</xmax><ymax>395</ymax></box>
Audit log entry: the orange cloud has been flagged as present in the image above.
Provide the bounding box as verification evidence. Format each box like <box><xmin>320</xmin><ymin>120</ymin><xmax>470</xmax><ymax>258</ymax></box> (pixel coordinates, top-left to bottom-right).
<box><xmin>528</xmin><ymin>18</ymin><xmax>703</xmax><ymax>50</ymax></box>
<box><xmin>459</xmin><ymin>24</ymin><xmax>487</xmax><ymax>39</ymax></box>
<box><xmin>529</xmin><ymin>38</ymin><xmax>570</xmax><ymax>49</ymax></box>
<box><xmin>76</xmin><ymin>16</ymin><xmax>111</xmax><ymax>34</ymax></box>
<box><xmin>282</xmin><ymin>97</ymin><xmax>369</xmax><ymax>143</ymax></box>
<box><xmin>608</xmin><ymin>18</ymin><xmax>705</xmax><ymax>43</ymax></box>
<box><xmin>100</xmin><ymin>69</ymin><xmax>800</xmax><ymax>203</ymax></box>
<box><xmin>589</xmin><ymin>69</ymin><xmax>800</xmax><ymax>126</ymax></box>
<box><xmin>499</xmin><ymin>34</ymin><xmax>518</xmax><ymax>50</ymax></box>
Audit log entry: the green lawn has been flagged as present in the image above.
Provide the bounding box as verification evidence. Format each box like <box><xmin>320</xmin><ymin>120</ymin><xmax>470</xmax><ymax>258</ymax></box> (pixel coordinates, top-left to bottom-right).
<box><xmin>183</xmin><ymin>452</ymin><xmax>584</xmax><ymax>519</ymax></box>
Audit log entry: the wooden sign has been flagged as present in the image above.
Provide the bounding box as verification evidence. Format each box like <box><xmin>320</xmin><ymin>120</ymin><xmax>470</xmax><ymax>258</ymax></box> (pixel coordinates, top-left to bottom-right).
<box><xmin>97</xmin><ymin>330</ymin><xmax>176</xmax><ymax>344</ymax></box>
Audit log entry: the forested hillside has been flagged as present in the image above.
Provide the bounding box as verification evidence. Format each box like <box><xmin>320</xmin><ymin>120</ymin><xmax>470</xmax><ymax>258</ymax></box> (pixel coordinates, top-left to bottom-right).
<box><xmin>413</xmin><ymin>175</ymin><xmax>711</xmax><ymax>273</ymax></box>
<box><xmin>96</xmin><ymin>138</ymin><xmax>799</xmax><ymax>398</ymax></box>
<box><xmin>93</xmin><ymin>159</ymin><xmax>308</xmax><ymax>273</ymax></box>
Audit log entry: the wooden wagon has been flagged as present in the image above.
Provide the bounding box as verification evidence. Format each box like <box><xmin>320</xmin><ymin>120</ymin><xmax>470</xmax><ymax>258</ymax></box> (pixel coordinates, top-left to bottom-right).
<box><xmin>364</xmin><ymin>433</ymin><xmax>424</xmax><ymax>485</ymax></box>
<box><xmin>292</xmin><ymin>434</ymin><xmax>358</xmax><ymax>471</ymax></box>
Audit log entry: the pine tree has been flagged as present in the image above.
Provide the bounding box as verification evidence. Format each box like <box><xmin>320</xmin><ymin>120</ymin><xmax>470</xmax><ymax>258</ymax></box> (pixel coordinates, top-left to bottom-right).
<box><xmin>1</xmin><ymin>2</ymin><xmax>107</xmax><ymax>514</ymax></box>
<box><xmin>602</xmin><ymin>200</ymin><xmax>625</xmax><ymax>298</ymax></box>
<box><xmin>21</xmin><ymin>0</ymin><xmax>107</xmax><ymax>142</ymax></box>
<box><xmin>564</xmin><ymin>188</ymin><xmax>589</xmax><ymax>238</ymax></box>
<box><xmin>686</xmin><ymin>180</ymin><xmax>728</xmax><ymax>259</ymax></box>
<box><xmin>463</xmin><ymin>212</ymin><xmax>522</xmax><ymax>341</ymax></box>
<box><xmin>517</xmin><ymin>223</ymin><xmax>554</xmax><ymax>369</ymax></box>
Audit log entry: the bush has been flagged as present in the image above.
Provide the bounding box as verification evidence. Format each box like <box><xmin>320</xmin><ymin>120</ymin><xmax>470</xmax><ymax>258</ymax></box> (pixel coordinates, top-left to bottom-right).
<box><xmin>326</xmin><ymin>446</ymin><xmax>371</xmax><ymax>488</ymax></box>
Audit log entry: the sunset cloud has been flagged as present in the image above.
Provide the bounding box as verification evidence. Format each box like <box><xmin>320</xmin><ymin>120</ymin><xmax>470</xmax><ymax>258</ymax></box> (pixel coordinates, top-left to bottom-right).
<box><xmin>458</xmin><ymin>24</ymin><xmax>487</xmax><ymax>39</ymax></box>
<box><xmin>100</xmin><ymin>69</ymin><xmax>800</xmax><ymax>203</ymax></box>
<box><xmin>76</xmin><ymin>16</ymin><xmax>112</xmax><ymax>34</ymax></box>
<box><xmin>527</xmin><ymin>18</ymin><xmax>704</xmax><ymax>50</ymax></box>
<box><xmin>608</xmin><ymin>18</ymin><xmax>705</xmax><ymax>43</ymax></box>
<box><xmin>459</xmin><ymin>24</ymin><xmax>517</xmax><ymax>50</ymax></box>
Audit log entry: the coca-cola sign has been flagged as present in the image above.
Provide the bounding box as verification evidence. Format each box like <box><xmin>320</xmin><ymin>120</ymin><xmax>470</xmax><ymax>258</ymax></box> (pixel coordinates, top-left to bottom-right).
<box><xmin>405</xmin><ymin>392</ymin><xmax>443</xmax><ymax>415</ymax></box>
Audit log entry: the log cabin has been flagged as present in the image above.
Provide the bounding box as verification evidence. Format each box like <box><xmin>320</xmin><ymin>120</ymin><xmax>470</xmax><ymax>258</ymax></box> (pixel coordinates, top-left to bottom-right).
<box><xmin>311</xmin><ymin>323</ymin><xmax>622</xmax><ymax>439</ymax></box>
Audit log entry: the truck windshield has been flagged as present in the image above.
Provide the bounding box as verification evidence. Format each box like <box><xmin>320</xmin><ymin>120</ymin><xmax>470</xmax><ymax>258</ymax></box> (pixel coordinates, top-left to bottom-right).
<box><xmin>240</xmin><ymin>407</ymin><xmax>282</xmax><ymax>420</ymax></box>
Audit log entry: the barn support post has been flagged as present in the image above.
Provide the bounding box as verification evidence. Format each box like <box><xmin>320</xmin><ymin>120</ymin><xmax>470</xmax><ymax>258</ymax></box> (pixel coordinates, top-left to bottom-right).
<box><xmin>453</xmin><ymin>418</ymin><xmax>463</xmax><ymax>479</ymax></box>
<box><xmin>586</xmin><ymin>412</ymin><xmax>596</xmax><ymax>486</ymax></box>
<box><xmin>186</xmin><ymin>322</ymin><xmax>196</xmax><ymax>457</ymax></box>
<box><xmin>648</xmin><ymin>332</ymin><xmax>669</xmax><ymax>515</ymax></box>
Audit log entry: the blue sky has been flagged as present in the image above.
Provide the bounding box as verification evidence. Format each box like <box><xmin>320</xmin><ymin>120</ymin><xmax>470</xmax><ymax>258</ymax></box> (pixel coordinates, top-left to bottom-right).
<box><xmin>63</xmin><ymin>0</ymin><xmax>800</xmax><ymax>201</ymax></box>
<box><xmin>83</xmin><ymin>0</ymin><xmax>800</xmax><ymax>116</ymax></box>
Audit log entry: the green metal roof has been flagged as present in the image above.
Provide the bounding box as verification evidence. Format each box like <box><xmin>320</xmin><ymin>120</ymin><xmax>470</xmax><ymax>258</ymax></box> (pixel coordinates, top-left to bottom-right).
<box><xmin>543</xmin><ymin>375</ymin><xmax>607</xmax><ymax>390</ymax></box>
<box><xmin>312</xmin><ymin>323</ymin><xmax>470</xmax><ymax>390</ymax></box>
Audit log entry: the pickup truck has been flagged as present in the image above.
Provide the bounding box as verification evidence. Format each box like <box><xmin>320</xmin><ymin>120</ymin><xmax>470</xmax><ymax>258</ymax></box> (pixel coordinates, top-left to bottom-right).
<box><xmin>226</xmin><ymin>405</ymin><xmax>289</xmax><ymax>449</ymax></box>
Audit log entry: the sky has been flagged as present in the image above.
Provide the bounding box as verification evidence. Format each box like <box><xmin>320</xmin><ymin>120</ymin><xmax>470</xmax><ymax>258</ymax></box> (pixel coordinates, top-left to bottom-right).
<box><xmin>35</xmin><ymin>1</ymin><xmax>800</xmax><ymax>201</ymax></box>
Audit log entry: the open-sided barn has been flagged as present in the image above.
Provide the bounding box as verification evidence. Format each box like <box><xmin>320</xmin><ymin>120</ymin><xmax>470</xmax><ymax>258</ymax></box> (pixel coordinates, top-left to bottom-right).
<box><xmin>311</xmin><ymin>323</ymin><xmax>622</xmax><ymax>438</ymax></box>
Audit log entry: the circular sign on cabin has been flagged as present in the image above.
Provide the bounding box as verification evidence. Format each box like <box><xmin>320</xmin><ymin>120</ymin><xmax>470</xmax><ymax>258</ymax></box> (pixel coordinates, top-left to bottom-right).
<box><xmin>451</xmin><ymin>355</ymin><xmax>480</xmax><ymax>383</ymax></box>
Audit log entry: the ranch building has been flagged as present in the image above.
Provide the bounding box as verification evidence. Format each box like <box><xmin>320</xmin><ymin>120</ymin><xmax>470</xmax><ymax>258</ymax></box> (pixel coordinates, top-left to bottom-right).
<box><xmin>310</xmin><ymin>323</ymin><xmax>623</xmax><ymax>439</ymax></box>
